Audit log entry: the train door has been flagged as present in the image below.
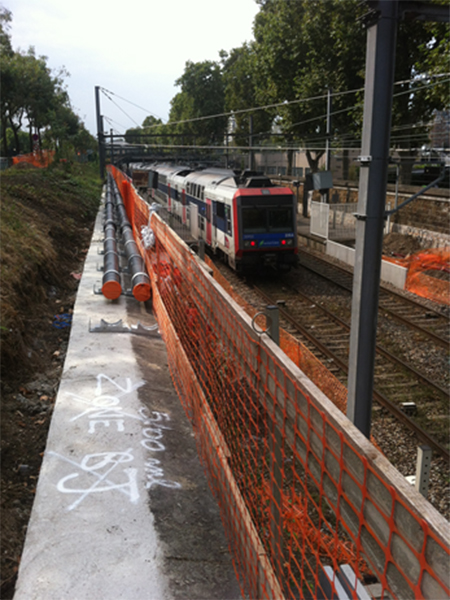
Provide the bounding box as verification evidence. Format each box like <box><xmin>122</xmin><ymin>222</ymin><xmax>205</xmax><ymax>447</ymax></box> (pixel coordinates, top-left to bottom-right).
<box><xmin>206</xmin><ymin>198</ymin><xmax>212</xmax><ymax>246</ymax></box>
<box><xmin>182</xmin><ymin>189</ymin><xmax>187</xmax><ymax>224</ymax></box>
<box><xmin>190</xmin><ymin>203</ymin><xmax>198</xmax><ymax>239</ymax></box>
<box><xmin>167</xmin><ymin>183</ymin><xmax>172</xmax><ymax>212</ymax></box>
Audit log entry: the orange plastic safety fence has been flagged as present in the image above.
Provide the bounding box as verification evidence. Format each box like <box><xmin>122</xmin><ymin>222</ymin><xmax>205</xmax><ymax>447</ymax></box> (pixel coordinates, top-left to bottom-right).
<box><xmin>384</xmin><ymin>247</ymin><xmax>450</xmax><ymax>306</ymax></box>
<box><xmin>205</xmin><ymin>257</ymin><xmax>349</xmax><ymax>416</ymax></box>
<box><xmin>108</xmin><ymin>166</ymin><xmax>450</xmax><ymax>600</ymax></box>
<box><xmin>405</xmin><ymin>247</ymin><xmax>450</xmax><ymax>306</ymax></box>
<box><xmin>11</xmin><ymin>150</ymin><xmax>55</xmax><ymax>168</ymax></box>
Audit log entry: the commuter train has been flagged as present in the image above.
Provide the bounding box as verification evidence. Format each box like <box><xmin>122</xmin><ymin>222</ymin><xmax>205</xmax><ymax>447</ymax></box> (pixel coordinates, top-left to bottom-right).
<box><xmin>130</xmin><ymin>162</ymin><xmax>298</xmax><ymax>273</ymax></box>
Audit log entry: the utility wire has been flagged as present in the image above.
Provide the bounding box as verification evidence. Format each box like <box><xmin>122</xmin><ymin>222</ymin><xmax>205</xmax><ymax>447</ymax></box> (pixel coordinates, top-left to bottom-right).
<box><xmin>106</xmin><ymin>73</ymin><xmax>449</xmax><ymax>131</ymax></box>
<box><xmin>100</xmin><ymin>87</ymin><xmax>164</xmax><ymax>122</ymax></box>
<box><xmin>100</xmin><ymin>73</ymin><xmax>448</xmax><ymax>131</ymax></box>
<box><xmin>103</xmin><ymin>115</ymin><xmax>128</xmax><ymax>134</ymax></box>
<box><xmin>101</xmin><ymin>89</ymin><xmax>141</xmax><ymax>128</ymax></box>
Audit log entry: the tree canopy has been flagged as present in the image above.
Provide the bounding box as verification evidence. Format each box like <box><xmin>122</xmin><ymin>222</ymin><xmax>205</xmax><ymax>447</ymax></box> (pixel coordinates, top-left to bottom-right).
<box><xmin>0</xmin><ymin>8</ymin><xmax>96</xmax><ymax>158</ymax></box>
<box><xmin>168</xmin><ymin>60</ymin><xmax>227</xmax><ymax>145</ymax></box>
<box><xmin>151</xmin><ymin>0</ymin><xmax>448</xmax><ymax>176</ymax></box>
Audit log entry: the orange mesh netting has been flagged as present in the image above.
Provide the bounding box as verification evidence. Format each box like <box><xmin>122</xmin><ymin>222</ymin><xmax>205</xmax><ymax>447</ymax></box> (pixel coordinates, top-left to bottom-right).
<box><xmin>205</xmin><ymin>256</ymin><xmax>349</xmax><ymax>416</ymax></box>
<box><xmin>384</xmin><ymin>247</ymin><xmax>450</xmax><ymax>306</ymax></box>
<box><xmin>405</xmin><ymin>247</ymin><xmax>450</xmax><ymax>306</ymax></box>
<box><xmin>108</xmin><ymin>166</ymin><xmax>450</xmax><ymax>600</ymax></box>
<box><xmin>12</xmin><ymin>150</ymin><xmax>55</xmax><ymax>168</ymax></box>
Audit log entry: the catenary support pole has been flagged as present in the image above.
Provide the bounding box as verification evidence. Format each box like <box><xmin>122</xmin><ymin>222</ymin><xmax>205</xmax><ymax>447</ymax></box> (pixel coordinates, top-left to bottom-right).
<box><xmin>325</xmin><ymin>87</ymin><xmax>332</xmax><ymax>203</ymax></box>
<box><xmin>95</xmin><ymin>86</ymin><xmax>105</xmax><ymax>180</ymax></box>
<box><xmin>248</xmin><ymin>115</ymin><xmax>254</xmax><ymax>171</ymax></box>
<box><xmin>346</xmin><ymin>1</ymin><xmax>399</xmax><ymax>438</ymax></box>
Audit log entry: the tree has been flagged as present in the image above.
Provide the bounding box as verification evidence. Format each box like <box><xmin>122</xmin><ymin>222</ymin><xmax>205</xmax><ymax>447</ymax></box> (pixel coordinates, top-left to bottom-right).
<box><xmin>124</xmin><ymin>116</ymin><xmax>166</xmax><ymax>152</ymax></box>
<box><xmin>252</xmin><ymin>0</ymin><xmax>449</xmax><ymax>179</ymax></box>
<box><xmin>253</xmin><ymin>0</ymin><xmax>366</xmax><ymax>172</ymax></box>
<box><xmin>0</xmin><ymin>9</ymin><xmax>94</xmax><ymax>160</ymax></box>
<box><xmin>220</xmin><ymin>44</ymin><xmax>272</xmax><ymax>148</ymax></box>
<box><xmin>1</xmin><ymin>47</ymin><xmax>70</xmax><ymax>155</ymax></box>
<box><xmin>168</xmin><ymin>60</ymin><xmax>227</xmax><ymax>146</ymax></box>
<box><xmin>389</xmin><ymin>14</ymin><xmax>450</xmax><ymax>182</ymax></box>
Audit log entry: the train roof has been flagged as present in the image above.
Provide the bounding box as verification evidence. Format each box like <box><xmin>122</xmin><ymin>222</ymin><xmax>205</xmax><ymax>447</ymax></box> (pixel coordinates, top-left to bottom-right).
<box><xmin>184</xmin><ymin>169</ymin><xmax>237</xmax><ymax>189</ymax></box>
<box><xmin>148</xmin><ymin>162</ymin><xmax>286</xmax><ymax>191</ymax></box>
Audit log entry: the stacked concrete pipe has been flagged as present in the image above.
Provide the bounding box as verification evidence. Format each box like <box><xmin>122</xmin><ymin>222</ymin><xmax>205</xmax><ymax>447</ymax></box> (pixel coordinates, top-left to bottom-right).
<box><xmin>111</xmin><ymin>179</ymin><xmax>151</xmax><ymax>302</ymax></box>
<box><xmin>101</xmin><ymin>177</ymin><xmax>122</xmax><ymax>300</ymax></box>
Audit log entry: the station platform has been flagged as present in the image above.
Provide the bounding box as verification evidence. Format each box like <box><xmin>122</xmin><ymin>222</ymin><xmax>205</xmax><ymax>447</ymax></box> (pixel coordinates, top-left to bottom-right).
<box><xmin>13</xmin><ymin>194</ymin><xmax>241</xmax><ymax>600</ymax></box>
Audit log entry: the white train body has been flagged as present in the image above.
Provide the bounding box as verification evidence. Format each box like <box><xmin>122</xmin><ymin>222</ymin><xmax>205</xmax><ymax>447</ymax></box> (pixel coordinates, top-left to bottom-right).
<box><xmin>130</xmin><ymin>162</ymin><xmax>298</xmax><ymax>272</ymax></box>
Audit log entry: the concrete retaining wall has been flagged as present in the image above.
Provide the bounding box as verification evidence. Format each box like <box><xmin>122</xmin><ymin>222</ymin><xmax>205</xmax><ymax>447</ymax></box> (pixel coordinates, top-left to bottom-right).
<box><xmin>326</xmin><ymin>240</ymin><xmax>408</xmax><ymax>289</ymax></box>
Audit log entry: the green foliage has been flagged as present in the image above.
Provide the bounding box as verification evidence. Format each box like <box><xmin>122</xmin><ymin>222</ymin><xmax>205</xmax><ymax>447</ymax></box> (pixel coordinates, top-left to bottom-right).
<box><xmin>253</xmin><ymin>0</ymin><xmax>366</xmax><ymax>161</ymax></box>
<box><xmin>168</xmin><ymin>60</ymin><xmax>227</xmax><ymax>144</ymax></box>
<box><xmin>0</xmin><ymin>162</ymin><xmax>102</xmax><ymax>337</ymax></box>
<box><xmin>221</xmin><ymin>44</ymin><xmax>272</xmax><ymax>147</ymax></box>
<box><xmin>249</xmin><ymin>0</ymin><xmax>448</xmax><ymax>172</ymax></box>
<box><xmin>0</xmin><ymin>10</ymin><xmax>95</xmax><ymax>158</ymax></box>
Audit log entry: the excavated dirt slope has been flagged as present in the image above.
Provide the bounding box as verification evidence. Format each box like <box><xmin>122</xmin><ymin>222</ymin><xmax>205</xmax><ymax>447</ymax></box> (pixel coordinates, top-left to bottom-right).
<box><xmin>1</xmin><ymin>161</ymin><xmax>102</xmax><ymax>598</ymax></box>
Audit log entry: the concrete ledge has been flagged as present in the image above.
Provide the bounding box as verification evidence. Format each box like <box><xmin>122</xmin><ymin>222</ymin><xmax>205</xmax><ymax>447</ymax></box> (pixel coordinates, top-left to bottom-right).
<box><xmin>326</xmin><ymin>240</ymin><xmax>407</xmax><ymax>289</ymax></box>
<box><xmin>14</xmin><ymin>195</ymin><xmax>240</xmax><ymax>600</ymax></box>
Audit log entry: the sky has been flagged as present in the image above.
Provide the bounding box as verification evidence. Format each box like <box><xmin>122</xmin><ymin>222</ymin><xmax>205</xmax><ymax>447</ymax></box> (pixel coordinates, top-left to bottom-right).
<box><xmin>6</xmin><ymin>0</ymin><xmax>260</xmax><ymax>136</ymax></box>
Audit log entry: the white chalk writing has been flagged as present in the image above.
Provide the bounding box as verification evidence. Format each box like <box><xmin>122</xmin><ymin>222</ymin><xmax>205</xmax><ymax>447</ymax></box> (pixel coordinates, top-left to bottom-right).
<box><xmin>139</xmin><ymin>408</ymin><xmax>181</xmax><ymax>490</ymax></box>
<box><xmin>50</xmin><ymin>449</ymin><xmax>139</xmax><ymax>511</ymax></box>
<box><xmin>144</xmin><ymin>458</ymin><xmax>181</xmax><ymax>490</ymax></box>
<box><xmin>52</xmin><ymin>374</ymin><xmax>181</xmax><ymax>509</ymax></box>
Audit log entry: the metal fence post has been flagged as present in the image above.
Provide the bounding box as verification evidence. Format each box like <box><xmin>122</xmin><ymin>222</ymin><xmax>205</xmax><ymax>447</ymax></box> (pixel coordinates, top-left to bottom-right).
<box><xmin>265</xmin><ymin>305</ymin><xmax>280</xmax><ymax>346</ymax></box>
<box><xmin>198</xmin><ymin>239</ymin><xmax>205</xmax><ymax>261</ymax></box>
<box><xmin>415</xmin><ymin>445</ymin><xmax>432</xmax><ymax>497</ymax></box>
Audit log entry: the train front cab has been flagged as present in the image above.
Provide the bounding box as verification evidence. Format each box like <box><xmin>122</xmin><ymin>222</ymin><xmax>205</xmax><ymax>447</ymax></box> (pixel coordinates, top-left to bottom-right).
<box><xmin>234</xmin><ymin>187</ymin><xmax>298</xmax><ymax>272</ymax></box>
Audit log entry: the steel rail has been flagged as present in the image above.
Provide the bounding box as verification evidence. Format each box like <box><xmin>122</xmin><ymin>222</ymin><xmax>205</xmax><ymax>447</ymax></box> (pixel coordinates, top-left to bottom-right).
<box><xmin>297</xmin><ymin>247</ymin><xmax>450</xmax><ymax>350</ymax></box>
<box><xmin>284</xmin><ymin>281</ymin><xmax>449</xmax><ymax>398</ymax></box>
<box><xmin>252</xmin><ymin>284</ymin><xmax>450</xmax><ymax>462</ymax></box>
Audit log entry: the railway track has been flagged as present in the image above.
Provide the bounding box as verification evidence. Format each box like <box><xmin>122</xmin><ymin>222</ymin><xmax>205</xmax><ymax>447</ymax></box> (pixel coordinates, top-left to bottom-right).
<box><xmin>211</xmin><ymin>253</ymin><xmax>449</xmax><ymax>463</ymax></box>
<box><xmin>251</xmin><ymin>280</ymin><xmax>449</xmax><ymax>461</ymax></box>
<box><xmin>297</xmin><ymin>246</ymin><xmax>450</xmax><ymax>349</ymax></box>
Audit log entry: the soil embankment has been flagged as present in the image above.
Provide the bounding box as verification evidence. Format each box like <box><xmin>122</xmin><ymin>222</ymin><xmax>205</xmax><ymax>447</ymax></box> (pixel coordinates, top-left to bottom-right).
<box><xmin>1</xmin><ymin>161</ymin><xmax>102</xmax><ymax>598</ymax></box>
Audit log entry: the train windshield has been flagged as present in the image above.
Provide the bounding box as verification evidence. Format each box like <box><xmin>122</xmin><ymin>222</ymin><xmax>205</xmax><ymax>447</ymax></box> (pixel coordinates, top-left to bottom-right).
<box><xmin>242</xmin><ymin>206</ymin><xmax>294</xmax><ymax>233</ymax></box>
<box><xmin>242</xmin><ymin>208</ymin><xmax>267</xmax><ymax>233</ymax></box>
<box><xmin>268</xmin><ymin>208</ymin><xmax>293</xmax><ymax>232</ymax></box>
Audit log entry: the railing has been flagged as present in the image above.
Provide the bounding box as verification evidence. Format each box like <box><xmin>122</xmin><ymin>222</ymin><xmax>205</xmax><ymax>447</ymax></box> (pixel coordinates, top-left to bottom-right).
<box><xmin>109</xmin><ymin>165</ymin><xmax>450</xmax><ymax>600</ymax></box>
<box><xmin>311</xmin><ymin>201</ymin><xmax>359</xmax><ymax>241</ymax></box>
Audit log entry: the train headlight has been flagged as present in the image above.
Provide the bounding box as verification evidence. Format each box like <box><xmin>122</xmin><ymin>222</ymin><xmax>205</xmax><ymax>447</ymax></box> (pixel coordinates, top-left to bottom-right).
<box><xmin>285</xmin><ymin>238</ymin><xmax>294</xmax><ymax>246</ymax></box>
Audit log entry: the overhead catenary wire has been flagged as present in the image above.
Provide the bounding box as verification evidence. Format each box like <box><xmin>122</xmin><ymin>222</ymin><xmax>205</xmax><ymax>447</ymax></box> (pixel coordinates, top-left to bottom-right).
<box><xmin>101</xmin><ymin>87</ymin><xmax>164</xmax><ymax>122</ymax></box>
<box><xmin>104</xmin><ymin>115</ymin><xmax>129</xmax><ymax>134</ymax></box>
<box><xmin>111</xmin><ymin>142</ymin><xmax>447</xmax><ymax>154</ymax></box>
<box><xmin>101</xmin><ymin>74</ymin><xmax>449</xmax><ymax>133</ymax></box>
<box><xmin>101</xmin><ymin>89</ymin><xmax>142</xmax><ymax>128</ymax></box>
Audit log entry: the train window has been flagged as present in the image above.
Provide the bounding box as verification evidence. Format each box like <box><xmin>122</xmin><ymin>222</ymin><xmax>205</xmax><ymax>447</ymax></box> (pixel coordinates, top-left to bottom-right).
<box><xmin>201</xmin><ymin>186</ymin><xmax>204</xmax><ymax>200</ymax></box>
<box><xmin>187</xmin><ymin>182</ymin><xmax>191</xmax><ymax>194</ymax></box>
<box><xmin>242</xmin><ymin>208</ymin><xmax>266</xmax><ymax>233</ymax></box>
<box><xmin>216</xmin><ymin>202</ymin><xmax>225</xmax><ymax>219</ymax></box>
<box><xmin>268</xmin><ymin>208</ymin><xmax>293</xmax><ymax>232</ymax></box>
<box><xmin>225</xmin><ymin>206</ymin><xmax>232</xmax><ymax>235</ymax></box>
